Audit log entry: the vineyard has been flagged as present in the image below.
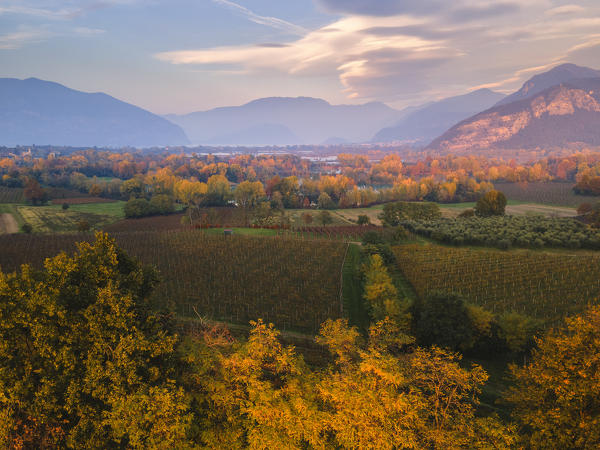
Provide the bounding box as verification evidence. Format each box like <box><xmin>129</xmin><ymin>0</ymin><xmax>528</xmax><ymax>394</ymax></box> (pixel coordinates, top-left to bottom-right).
<box><xmin>393</xmin><ymin>244</ymin><xmax>600</xmax><ymax>323</ymax></box>
<box><xmin>0</xmin><ymin>231</ymin><xmax>347</xmax><ymax>334</ymax></box>
<box><xmin>0</xmin><ymin>187</ymin><xmax>25</xmax><ymax>203</ymax></box>
<box><xmin>292</xmin><ymin>225</ymin><xmax>381</xmax><ymax>241</ymax></box>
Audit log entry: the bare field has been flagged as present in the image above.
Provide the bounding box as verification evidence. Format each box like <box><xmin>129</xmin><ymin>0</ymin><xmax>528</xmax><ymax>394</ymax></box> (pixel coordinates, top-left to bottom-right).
<box><xmin>0</xmin><ymin>213</ymin><xmax>18</xmax><ymax>234</ymax></box>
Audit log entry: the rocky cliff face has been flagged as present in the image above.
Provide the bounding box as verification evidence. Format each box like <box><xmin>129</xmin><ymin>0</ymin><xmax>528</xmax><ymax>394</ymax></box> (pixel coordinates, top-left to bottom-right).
<box><xmin>428</xmin><ymin>78</ymin><xmax>600</xmax><ymax>152</ymax></box>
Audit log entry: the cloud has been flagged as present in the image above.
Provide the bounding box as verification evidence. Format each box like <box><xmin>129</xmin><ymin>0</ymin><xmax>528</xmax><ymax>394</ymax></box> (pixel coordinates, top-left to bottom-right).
<box><xmin>315</xmin><ymin>0</ymin><xmax>442</xmax><ymax>17</ymax></box>
<box><xmin>211</xmin><ymin>0</ymin><xmax>308</xmax><ymax>36</ymax></box>
<box><xmin>155</xmin><ymin>0</ymin><xmax>600</xmax><ymax>106</ymax></box>
<box><xmin>545</xmin><ymin>5</ymin><xmax>586</xmax><ymax>16</ymax></box>
<box><xmin>448</xmin><ymin>2</ymin><xmax>520</xmax><ymax>22</ymax></box>
<box><xmin>0</xmin><ymin>27</ymin><xmax>52</xmax><ymax>49</ymax></box>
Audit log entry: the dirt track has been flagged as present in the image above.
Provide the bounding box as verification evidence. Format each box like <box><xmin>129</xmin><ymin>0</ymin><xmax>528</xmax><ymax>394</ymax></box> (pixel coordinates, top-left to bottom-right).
<box><xmin>0</xmin><ymin>213</ymin><xmax>18</xmax><ymax>234</ymax></box>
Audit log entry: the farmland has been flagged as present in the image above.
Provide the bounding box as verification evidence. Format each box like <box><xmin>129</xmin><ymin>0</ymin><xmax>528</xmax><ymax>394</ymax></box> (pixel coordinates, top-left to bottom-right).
<box><xmin>495</xmin><ymin>182</ymin><xmax>597</xmax><ymax>207</ymax></box>
<box><xmin>0</xmin><ymin>186</ymin><xmax>25</xmax><ymax>203</ymax></box>
<box><xmin>16</xmin><ymin>202</ymin><xmax>125</xmax><ymax>232</ymax></box>
<box><xmin>394</xmin><ymin>244</ymin><xmax>600</xmax><ymax>324</ymax></box>
<box><xmin>0</xmin><ymin>231</ymin><xmax>347</xmax><ymax>334</ymax></box>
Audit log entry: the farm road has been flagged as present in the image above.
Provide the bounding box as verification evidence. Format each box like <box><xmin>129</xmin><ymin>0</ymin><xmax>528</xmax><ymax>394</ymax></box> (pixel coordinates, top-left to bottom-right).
<box><xmin>0</xmin><ymin>213</ymin><xmax>18</xmax><ymax>234</ymax></box>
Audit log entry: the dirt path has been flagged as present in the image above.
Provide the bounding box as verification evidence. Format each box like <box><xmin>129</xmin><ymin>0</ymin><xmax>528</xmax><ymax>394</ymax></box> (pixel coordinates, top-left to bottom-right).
<box><xmin>0</xmin><ymin>213</ymin><xmax>18</xmax><ymax>234</ymax></box>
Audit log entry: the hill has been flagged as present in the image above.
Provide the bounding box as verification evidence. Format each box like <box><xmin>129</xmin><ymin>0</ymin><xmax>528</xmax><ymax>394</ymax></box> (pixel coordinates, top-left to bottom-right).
<box><xmin>496</xmin><ymin>63</ymin><xmax>600</xmax><ymax>107</ymax></box>
<box><xmin>372</xmin><ymin>89</ymin><xmax>505</xmax><ymax>145</ymax></box>
<box><xmin>428</xmin><ymin>78</ymin><xmax>600</xmax><ymax>152</ymax></box>
<box><xmin>165</xmin><ymin>97</ymin><xmax>405</xmax><ymax>145</ymax></box>
<box><xmin>0</xmin><ymin>78</ymin><xmax>189</xmax><ymax>147</ymax></box>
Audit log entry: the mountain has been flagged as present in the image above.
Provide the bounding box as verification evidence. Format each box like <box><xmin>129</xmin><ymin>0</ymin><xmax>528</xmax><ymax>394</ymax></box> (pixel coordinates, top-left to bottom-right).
<box><xmin>428</xmin><ymin>77</ymin><xmax>600</xmax><ymax>152</ymax></box>
<box><xmin>0</xmin><ymin>78</ymin><xmax>189</xmax><ymax>147</ymax></box>
<box><xmin>372</xmin><ymin>89</ymin><xmax>505</xmax><ymax>145</ymax></box>
<box><xmin>495</xmin><ymin>63</ymin><xmax>600</xmax><ymax>106</ymax></box>
<box><xmin>204</xmin><ymin>123</ymin><xmax>298</xmax><ymax>146</ymax></box>
<box><xmin>165</xmin><ymin>97</ymin><xmax>405</xmax><ymax>146</ymax></box>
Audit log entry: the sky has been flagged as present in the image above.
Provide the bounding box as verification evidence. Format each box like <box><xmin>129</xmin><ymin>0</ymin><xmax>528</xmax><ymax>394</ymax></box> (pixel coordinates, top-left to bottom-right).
<box><xmin>1</xmin><ymin>0</ymin><xmax>599</xmax><ymax>115</ymax></box>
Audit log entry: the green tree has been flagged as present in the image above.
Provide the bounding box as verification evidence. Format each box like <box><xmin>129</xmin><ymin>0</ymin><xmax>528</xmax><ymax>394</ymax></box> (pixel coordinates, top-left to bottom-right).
<box><xmin>379</xmin><ymin>201</ymin><xmax>441</xmax><ymax>226</ymax></box>
<box><xmin>0</xmin><ymin>233</ymin><xmax>191</xmax><ymax>448</ymax></box>
<box><xmin>150</xmin><ymin>194</ymin><xmax>175</xmax><ymax>214</ymax></box>
<box><xmin>505</xmin><ymin>305</ymin><xmax>600</xmax><ymax>449</ymax></box>
<box><xmin>357</xmin><ymin>214</ymin><xmax>370</xmax><ymax>225</ymax></box>
<box><xmin>475</xmin><ymin>190</ymin><xmax>507</xmax><ymax>216</ymax></box>
<box><xmin>497</xmin><ymin>311</ymin><xmax>541</xmax><ymax>354</ymax></box>
<box><xmin>317</xmin><ymin>192</ymin><xmax>335</xmax><ymax>209</ymax></box>
<box><xmin>124</xmin><ymin>198</ymin><xmax>154</xmax><ymax>218</ymax></box>
<box><xmin>411</xmin><ymin>291</ymin><xmax>474</xmax><ymax>351</ymax></box>
<box><xmin>319</xmin><ymin>210</ymin><xmax>333</xmax><ymax>225</ymax></box>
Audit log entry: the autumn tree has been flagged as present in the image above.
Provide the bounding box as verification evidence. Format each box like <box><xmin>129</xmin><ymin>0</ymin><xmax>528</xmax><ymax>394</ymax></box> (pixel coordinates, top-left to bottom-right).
<box><xmin>475</xmin><ymin>189</ymin><xmax>507</xmax><ymax>217</ymax></box>
<box><xmin>205</xmin><ymin>174</ymin><xmax>232</xmax><ymax>206</ymax></box>
<box><xmin>23</xmin><ymin>178</ymin><xmax>48</xmax><ymax>205</ymax></box>
<box><xmin>316</xmin><ymin>318</ymin><xmax>515</xmax><ymax>449</ymax></box>
<box><xmin>363</xmin><ymin>254</ymin><xmax>405</xmax><ymax>323</ymax></box>
<box><xmin>0</xmin><ymin>233</ymin><xmax>191</xmax><ymax>448</ymax></box>
<box><xmin>234</xmin><ymin>180</ymin><xmax>265</xmax><ymax>209</ymax></box>
<box><xmin>505</xmin><ymin>305</ymin><xmax>600</xmax><ymax>449</ymax></box>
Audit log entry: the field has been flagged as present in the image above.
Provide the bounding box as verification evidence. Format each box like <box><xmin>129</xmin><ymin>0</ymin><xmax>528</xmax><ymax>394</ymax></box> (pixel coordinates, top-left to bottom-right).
<box><xmin>333</xmin><ymin>204</ymin><xmax>384</xmax><ymax>225</ymax></box>
<box><xmin>0</xmin><ymin>231</ymin><xmax>347</xmax><ymax>334</ymax></box>
<box><xmin>495</xmin><ymin>182</ymin><xmax>597</xmax><ymax>207</ymax></box>
<box><xmin>393</xmin><ymin>244</ymin><xmax>600</xmax><ymax>324</ymax></box>
<box><xmin>438</xmin><ymin>200</ymin><xmax>577</xmax><ymax>218</ymax></box>
<box><xmin>104</xmin><ymin>212</ymin><xmax>188</xmax><ymax>232</ymax></box>
<box><xmin>17</xmin><ymin>202</ymin><xmax>125</xmax><ymax>232</ymax></box>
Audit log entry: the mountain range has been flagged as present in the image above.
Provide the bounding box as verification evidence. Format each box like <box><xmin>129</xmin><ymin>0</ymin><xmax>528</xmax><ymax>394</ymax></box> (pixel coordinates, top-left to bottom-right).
<box><xmin>165</xmin><ymin>97</ymin><xmax>404</xmax><ymax>146</ymax></box>
<box><xmin>0</xmin><ymin>78</ymin><xmax>189</xmax><ymax>147</ymax></box>
<box><xmin>371</xmin><ymin>89</ymin><xmax>505</xmax><ymax>145</ymax></box>
<box><xmin>2</xmin><ymin>63</ymin><xmax>599</xmax><ymax>151</ymax></box>
<box><xmin>429</xmin><ymin>65</ymin><xmax>600</xmax><ymax>152</ymax></box>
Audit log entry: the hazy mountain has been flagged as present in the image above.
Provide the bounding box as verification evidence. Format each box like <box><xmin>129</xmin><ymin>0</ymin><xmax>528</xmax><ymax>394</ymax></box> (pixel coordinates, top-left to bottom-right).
<box><xmin>372</xmin><ymin>89</ymin><xmax>505</xmax><ymax>145</ymax></box>
<box><xmin>495</xmin><ymin>63</ymin><xmax>600</xmax><ymax>106</ymax></box>
<box><xmin>0</xmin><ymin>78</ymin><xmax>189</xmax><ymax>147</ymax></box>
<box><xmin>165</xmin><ymin>97</ymin><xmax>405</xmax><ymax>145</ymax></box>
<box><xmin>204</xmin><ymin>123</ymin><xmax>298</xmax><ymax>146</ymax></box>
<box><xmin>428</xmin><ymin>78</ymin><xmax>600</xmax><ymax>152</ymax></box>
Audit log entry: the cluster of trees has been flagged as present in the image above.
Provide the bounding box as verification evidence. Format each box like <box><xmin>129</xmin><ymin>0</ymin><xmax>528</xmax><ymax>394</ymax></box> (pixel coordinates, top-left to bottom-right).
<box><xmin>574</xmin><ymin>174</ymin><xmax>600</xmax><ymax>195</ymax></box>
<box><xmin>402</xmin><ymin>215</ymin><xmax>600</xmax><ymax>250</ymax></box>
<box><xmin>379</xmin><ymin>201</ymin><xmax>442</xmax><ymax>227</ymax></box>
<box><xmin>1</xmin><ymin>234</ymin><xmax>599</xmax><ymax>448</ymax></box>
<box><xmin>578</xmin><ymin>201</ymin><xmax>600</xmax><ymax>227</ymax></box>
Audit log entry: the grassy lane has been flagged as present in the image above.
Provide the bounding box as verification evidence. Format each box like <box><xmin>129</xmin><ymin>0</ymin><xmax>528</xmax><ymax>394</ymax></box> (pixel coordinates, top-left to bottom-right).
<box><xmin>341</xmin><ymin>243</ymin><xmax>370</xmax><ymax>332</ymax></box>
